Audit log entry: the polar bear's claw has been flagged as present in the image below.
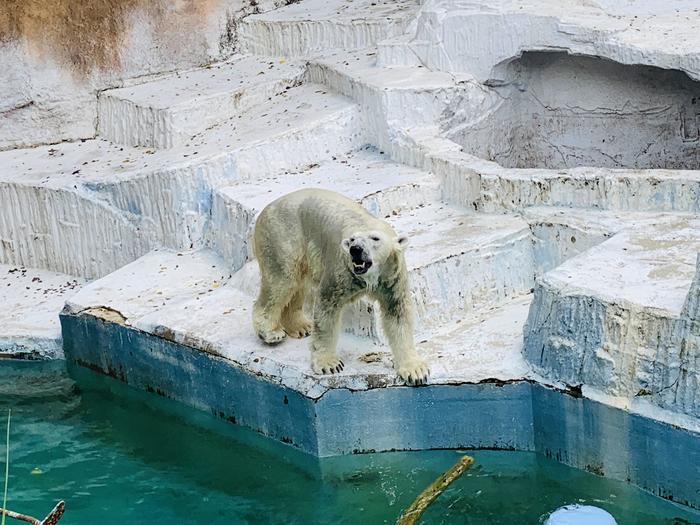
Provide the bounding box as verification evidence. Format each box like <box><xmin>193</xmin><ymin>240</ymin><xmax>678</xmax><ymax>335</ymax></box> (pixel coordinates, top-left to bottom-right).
<box><xmin>312</xmin><ymin>354</ymin><xmax>344</xmax><ymax>375</ymax></box>
<box><xmin>396</xmin><ymin>359</ymin><xmax>430</xmax><ymax>386</ymax></box>
<box><xmin>258</xmin><ymin>328</ymin><xmax>287</xmax><ymax>345</ymax></box>
<box><xmin>282</xmin><ymin>315</ymin><xmax>313</xmax><ymax>339</ymax></box>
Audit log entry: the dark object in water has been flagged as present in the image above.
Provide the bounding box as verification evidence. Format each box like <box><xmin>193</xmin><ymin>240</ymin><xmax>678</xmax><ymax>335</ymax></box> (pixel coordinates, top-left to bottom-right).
<box><xmin>0</xmin><ymin>500</ymin><xmax>65</xmax><ymax>525</ymax></box>
<box><xmin>396</xmin><ymin>455</ymin><xmax>474</xmax><ymax>525</ymax></box>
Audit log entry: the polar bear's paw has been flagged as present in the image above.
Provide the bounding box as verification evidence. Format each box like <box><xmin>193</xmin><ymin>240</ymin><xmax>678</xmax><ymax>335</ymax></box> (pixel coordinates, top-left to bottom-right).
<box><xmin>395</xmin><ymin>357</ymin><xmax>430</xmax><ymax>386</ymax></box>
<box><xmin>282</xmin><ymin>313</ymin><xmax>313</xmax><ymax>339</ymax></box>
<box><xmin>312</xmin><ymin>351</ymin><xmax>345</xmax><ymax>375</ymax></box>
<box><xmin>257</xmin><ymin>326</ymin><xmax>287</xmax><ymax>345</ymax></box>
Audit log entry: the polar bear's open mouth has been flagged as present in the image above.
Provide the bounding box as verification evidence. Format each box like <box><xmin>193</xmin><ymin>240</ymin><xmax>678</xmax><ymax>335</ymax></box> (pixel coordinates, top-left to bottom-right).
<box><xmin>352</xmin><ymin>260</ymin><xmax>372</xmax><ymax>275</ymax></box>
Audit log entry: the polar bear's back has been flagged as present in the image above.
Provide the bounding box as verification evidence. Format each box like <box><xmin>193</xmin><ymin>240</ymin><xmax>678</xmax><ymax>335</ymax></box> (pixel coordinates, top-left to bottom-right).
<box><xmin>253</xmin><ymin>188</ymin><xmax>389</xmax><ymax>266</ymax></box>
<box><xmin>259</xmin><ymin>188</ymin><xmax>382</xmax><ymax>238</ymax></box>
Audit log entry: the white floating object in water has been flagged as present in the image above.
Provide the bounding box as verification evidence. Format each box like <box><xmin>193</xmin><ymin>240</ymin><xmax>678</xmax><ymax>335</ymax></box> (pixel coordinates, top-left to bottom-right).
<box><xmin>545</xmin><ymin>505</ymin><xmax>617</xmax><ymax>525</ymax></box>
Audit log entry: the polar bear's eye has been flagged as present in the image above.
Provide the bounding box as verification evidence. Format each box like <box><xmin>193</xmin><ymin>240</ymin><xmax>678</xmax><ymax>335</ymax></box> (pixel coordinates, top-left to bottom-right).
<box><xmin>370</xmin><ymin>236</ymin><xmax>380</xmax><ymax>242</ymax></box>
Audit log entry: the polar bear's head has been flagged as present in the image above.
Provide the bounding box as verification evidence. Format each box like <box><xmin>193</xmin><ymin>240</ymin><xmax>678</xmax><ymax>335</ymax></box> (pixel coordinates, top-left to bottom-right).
<box><xmin>340</xmin><ymin>230</ymin><xmax>409</xmax><ymax>278</ymax></box>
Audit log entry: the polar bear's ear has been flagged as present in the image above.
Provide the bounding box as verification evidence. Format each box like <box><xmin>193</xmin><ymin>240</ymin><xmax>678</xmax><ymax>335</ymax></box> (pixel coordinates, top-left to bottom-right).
<box><xmin>341</xmin><ymin>238</ymin><xmax>352</xmax><ymax>252</ymax></box>
<box><xmin>396</xmin><ymin>235</ymin><xmax>410</xmax><ymax>251</ymax></box>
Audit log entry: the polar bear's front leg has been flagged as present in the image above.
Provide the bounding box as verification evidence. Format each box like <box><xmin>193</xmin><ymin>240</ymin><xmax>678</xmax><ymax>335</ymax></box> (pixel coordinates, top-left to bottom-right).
<box><xmin>310</xmin><ymin>294</ymin><xmax>345</xmax><ymax>374</ymax></box>
<box><xmin>377</xmin><ymin>287</ymin><xmax>430</xmax><ymax>386</ymax></box>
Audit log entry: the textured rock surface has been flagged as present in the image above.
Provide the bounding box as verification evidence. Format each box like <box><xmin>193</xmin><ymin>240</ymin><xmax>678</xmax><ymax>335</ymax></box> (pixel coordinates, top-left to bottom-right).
<box><xmin>239</xmin><ymin>0</ymin><xmax>420</xmax><ymax>56</ymax></box>
<box><xmin>0</xmin><ymin>84</ymin><xmax>365</xmax><ymax>277</ymax></box>
<box><xmin>0</xmin><ymin>0</ymin><xmax>288</xmax><ymax>150</ymax></box>
<box><xmin>207</xmin><ymin>147</ymin><xmax>437</xmax><ymax>270</ymax></box>
<box><xmin>2</xmin><ymin>0</ymin><xmax>700</xmax><ymax>505</ymax></box>
<box><xmin>1</xmin><ymin>265</ymin><xmax>86</xmax><ymax>359</ymax></box>
<box><xmin>445</xmin><ymin>52</ymin><xmax>700</xmax><ymax>171</ymax></box>
<box><xmin>98</xmin><ymin>56</ymin><xmax>307</xmax><ymax>148</ymax></box>
<box><xmin>65</xmin><ymin>248</ymin><xmax>532</xmax><ymax>399</ymax></box>
<box><xmin>382</xmin><ymin>0</ymin><xmax>700</xmax><ymax>81</ymax></box>
<box><xmin>524</xmin><ymin>217</ymin><xmax>700</xmax><ymax>418</ymax></box>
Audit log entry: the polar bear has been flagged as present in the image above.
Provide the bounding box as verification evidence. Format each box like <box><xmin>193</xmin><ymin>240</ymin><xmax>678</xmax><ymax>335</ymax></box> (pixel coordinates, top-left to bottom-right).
<box><xmin>252</xmin><ymin>188</ymin><xmax>429</xmax><ymax>385</ymax></box>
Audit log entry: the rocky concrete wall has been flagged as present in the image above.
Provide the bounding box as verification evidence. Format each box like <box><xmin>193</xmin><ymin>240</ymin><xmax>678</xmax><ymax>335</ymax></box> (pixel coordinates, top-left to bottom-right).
<box><xmin>445</xmin><ymin>52</ymin><xmax>700</xmax><ymax>170</ymax></box>
<box><xmin>0</xmin><ymin>0</ymin><xmax>282</xmax><ymax>150</ymax></box>
<box><xmin>387</xmin><ymin>0</ymin><xmax>700</xmax><ymax>83</ymax></box>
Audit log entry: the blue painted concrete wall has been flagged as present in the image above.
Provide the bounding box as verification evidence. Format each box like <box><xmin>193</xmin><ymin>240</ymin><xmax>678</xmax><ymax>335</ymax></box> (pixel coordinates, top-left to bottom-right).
<box><xmin>316</xmin><ymin>383</ymin><xmax>534</xmax><ymax>456</ymax></box>
<box><xmin>61</xmin><ymin>310</ymin><xmax>700</xmax><ymax>509</ymax></box>
<box><xmin>61</xmin><ymin>311</ymin><xmax>320</xmax><ymax>454</ymax></box>
<box><xmin>532</xmin><ymin>386</ymin><xmax>700</xmax><ymax>509</ymax></box>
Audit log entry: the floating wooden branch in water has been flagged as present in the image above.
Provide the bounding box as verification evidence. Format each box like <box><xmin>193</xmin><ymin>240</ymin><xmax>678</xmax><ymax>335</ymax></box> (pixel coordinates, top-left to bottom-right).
<box><xmin>396</xmin><ymin>455</ymin><xmax>474</xmax><ymax>525</ymax></box>
<box><xmin>0</xmin><ymin>501</ymin><xmax>64</xmax><ymax>525</ymax></box>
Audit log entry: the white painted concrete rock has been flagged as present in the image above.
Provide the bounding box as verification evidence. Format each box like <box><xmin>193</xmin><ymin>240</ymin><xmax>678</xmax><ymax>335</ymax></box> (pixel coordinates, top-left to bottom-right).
<box><xmin>239</xmin><ymin>0</ymin><xmax>420</xmax><ymax>57</ymax></box>
<box><xmin>66</xmin><ymin>249</ymin><xmax>531</xmax><ymax>398</ymax></box>
<box><xmin>0</xmin><ymin>265</ymin><xmax>86</xmax><ymax>359</ymax></box>
<box><xmin>0</xmin><ymin>0</ymin><xmax>287</xmax><ymax>150</ymax></box>
<box><xmin>98</xmin><ymin>56</ymin><xmax>307</xmax><ymax>149</ymax></box>
<box><xmin>383</xmin><ymin>0</ymin><xmax>700</xmax><ymax>81</ymax></box>
<box><xmin>0</xmin><ymin>0</ymin><xmax>698</xmax><ymax>445</ymax></box>
<box><xmin>524</xmin><ymin>216</ymin><xmax>700</xmax><ymax>418</ymax></box>
<box><xmin>0</xmin><ymin>83</ymin><xmax>366</xmax><ymax>278</ymax></box>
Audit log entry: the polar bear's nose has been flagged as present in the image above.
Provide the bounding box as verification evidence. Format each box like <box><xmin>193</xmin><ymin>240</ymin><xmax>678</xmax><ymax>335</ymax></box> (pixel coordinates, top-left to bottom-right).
<box><xmin>349</xmin><ymin>245</ymin><xmax>363</xmax><ymax>258</ymax></box>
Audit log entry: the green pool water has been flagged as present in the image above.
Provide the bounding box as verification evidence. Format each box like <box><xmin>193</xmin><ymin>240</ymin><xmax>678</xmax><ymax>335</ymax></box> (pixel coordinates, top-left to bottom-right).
<box><xmin>0</xmin><ymin>361</ymin><xmax>698</xmax><ymax>525</ymax></box>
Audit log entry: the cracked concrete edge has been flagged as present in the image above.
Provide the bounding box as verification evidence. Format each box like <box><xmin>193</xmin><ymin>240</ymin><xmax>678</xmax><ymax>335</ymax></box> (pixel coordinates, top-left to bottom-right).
<box><xmin>62</xmin><ymin>300</ymin><xmax>700</xmax><ymax>437</ymax></box>
<box><xmin>60</xmin><ymin>305</ymin><xmax>700</xmax><ymax>510</ymax></box>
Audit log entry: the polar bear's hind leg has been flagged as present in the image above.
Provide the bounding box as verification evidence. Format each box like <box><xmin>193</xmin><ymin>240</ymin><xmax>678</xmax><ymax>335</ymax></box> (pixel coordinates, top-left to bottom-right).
<box><xmin>281</xmin><ymin>277</ymin><xmax>313</xmax><ymax>338</ymax></box>
<box><xmin>253</xmin><ymin>277</ymin><xmax>295</xmax><ymax>345</ymax></box>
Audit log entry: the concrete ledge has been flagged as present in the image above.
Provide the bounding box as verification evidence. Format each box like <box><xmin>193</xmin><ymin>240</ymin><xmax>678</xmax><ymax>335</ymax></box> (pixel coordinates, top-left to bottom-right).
<box><xmin>207</xmin><ymin>147</ymin><xmax>437</xmax><ymax>271</ymax></box>
<box><xmin>532</xmin><ymin>386</ymin><xmax>700</xmax><ymax>509</ymax></box>
<box><xmin>1</xmin><ymin>264</ymin><xmax>86</xmax><ymax>359</ymax></box>
<box><xmin>239</xmin><ymin>0</ymin><xmax>419</xmax><ymax>57</ymax></box>
<box><xmin>61</xmin><ymin>307</ymin><xmax>700</xmax><ymax>508</ymax></box>
<box><xmin>524</xmin><ymin>218</ymin><xmax>700</xmax><ymax>418</ymax></box>
<box><xmin>435</xmin><ymin>151</ymin><xmax>700</xmax><ymax>214</ymax></box>
<box><xmin>61</xmin><ymin>309</ymin><xmax>320</xmax><ymax>453</ymax></box>
<box><xmin>98</xmin><ymin>57</ymin><xmax>306</xmax><ymax>149</ymax></box>
<box><xmin>383</xmin><ymin>0</ymin><xmax>700</xmax><ymax>82</ymax></box>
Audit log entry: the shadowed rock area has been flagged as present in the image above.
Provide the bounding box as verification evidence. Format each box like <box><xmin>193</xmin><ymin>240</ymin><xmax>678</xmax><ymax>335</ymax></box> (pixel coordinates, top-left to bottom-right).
<box><xmin>446</xmin><ymin>52</ymin><xmax>700</xmax><ymax>170</ymax></box>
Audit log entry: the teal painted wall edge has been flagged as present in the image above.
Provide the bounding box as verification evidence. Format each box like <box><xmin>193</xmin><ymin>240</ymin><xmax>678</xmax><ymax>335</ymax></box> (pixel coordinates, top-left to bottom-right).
<box><xmin>60</xmin><ymin>310</ymin><xmax>700</xmax><ymax>509</ymax></box>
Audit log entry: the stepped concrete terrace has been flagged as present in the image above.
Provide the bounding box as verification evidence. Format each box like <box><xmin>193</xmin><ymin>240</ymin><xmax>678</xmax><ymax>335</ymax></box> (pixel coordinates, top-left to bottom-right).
<box><xmin>2</xmin><ymin>0</ymin><xmax>700</xmax><ymax>510</ymax></box>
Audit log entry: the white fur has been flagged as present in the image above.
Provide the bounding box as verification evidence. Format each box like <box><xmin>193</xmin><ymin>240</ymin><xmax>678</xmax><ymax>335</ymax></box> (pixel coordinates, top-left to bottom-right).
<box><xmin>251</xmin><ymin>189</ymin><xmax>429</xmax><ymax>385</ymax></box>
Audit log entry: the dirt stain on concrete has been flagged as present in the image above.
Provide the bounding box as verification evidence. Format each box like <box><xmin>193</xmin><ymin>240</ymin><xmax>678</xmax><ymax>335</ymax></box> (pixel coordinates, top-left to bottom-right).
<box><xmin>0</xmin><ymin>0</ymin><xmax>222</xmax><ymax>76</ymax></box>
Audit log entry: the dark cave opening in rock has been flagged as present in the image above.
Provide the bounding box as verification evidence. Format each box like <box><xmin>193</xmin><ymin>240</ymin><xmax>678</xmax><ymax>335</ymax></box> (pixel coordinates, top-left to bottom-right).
<box><xmin>445</xmin><ymin>52</ymin><xmax>700</xmax><ymax>170</ymax></box>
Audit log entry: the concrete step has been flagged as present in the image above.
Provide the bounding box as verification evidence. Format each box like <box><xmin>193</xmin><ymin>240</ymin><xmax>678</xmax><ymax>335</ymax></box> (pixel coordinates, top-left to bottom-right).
<box><xmin>375</xmin><ymin>36</ymin><xmax>432</xmax><ymax>67</ymax></box>
<box><xmin>238</xmin><ymin>0</ymin><xmax>419</xmax><ymax>57</ymax></box>
<box><xmin>64</xmin><ymin>249</ymin><xmax>230</xmax><ymax>326</ymax></box>
<box><xmin>523</xmin><ymin>215</ymin><xmax>700</xmax><ymax>418</ymax></box>
<box><xmin>64</xmin><ymin>244</ymin><xmax>532</xmax><ymax>398</ymax></box>
<box><xmin>522</xmin><ymin>206</ymin><xmax>700</xmax><ymax>274</ymax></box>
<box><xmin>1</xmin><ymin>264</ymin><xmax>87</xmax><ymax>359</ymax></box>
<box><xmin>62</xmin><ymin>263</ymin><xmax>536</xmax><ymax>457</ymax></box>
<box><xmin>437</xmin><ymin>151</ymin><xmax>700</xmax><ymax>214</ymax></box>
<box><xmin>0</xmin><ymin>85</ymin><xmax>365</xmax><ymax>276</ymax></box>
<box><xmin>345</xmin><ymin>203</ymin><xmax>535</xmax><ymax>339</ymax></box>
<box><xmin>207</xmin><ymin>147</ymin><xmax>438</xmax><ymax>270</ymax></box>
<box><xmin>306</xmin><ymin>51</ymin><xmax>469</xmax><ymax>151</ymax></box>
<box><xmin>135</xmin><ymin>289</ymin><xmax>532</xmax><ymax>397</ymax></box>
<box><xmin>522</xmin><ymin>207</ymin><xmax>634</xmax><ymax>275</ymax></box>
<box><xmin>87</xmin><ymin>84</ymin><xmax>366</xmax><ymax>254</ymax></box>
<box><xmin>98</xmin><ymin>56</ymin><xmax>306</xmax><ymax>149</ymax></box>
<box><xmin>0</xmin><ymin>180</ymin><xmax>158</xmax><ymax>280</ymax></box>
